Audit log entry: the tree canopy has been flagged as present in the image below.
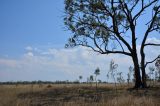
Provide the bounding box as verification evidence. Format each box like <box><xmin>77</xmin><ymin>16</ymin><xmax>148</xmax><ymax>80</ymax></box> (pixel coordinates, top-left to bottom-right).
<box><xmin>64</xmin><ymin>0</ymin><xmax>160</xmax><ymax>88</ymax></box>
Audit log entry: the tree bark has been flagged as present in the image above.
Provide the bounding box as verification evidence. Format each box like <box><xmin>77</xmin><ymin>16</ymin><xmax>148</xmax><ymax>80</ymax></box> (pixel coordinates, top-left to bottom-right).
<box><xmin>132</xmin><ymin>54</ymin><xmax>142</xmax><ymax>88</ymax></box>
<box><xmin>140</xmin><ymin>52</ymin><xmax>147</xmax><ymax>88</ymax></box>
<box><xmin>141</xmin><ymin>66</ymin><xmax>147</xmax><ymax>88</ymax></box>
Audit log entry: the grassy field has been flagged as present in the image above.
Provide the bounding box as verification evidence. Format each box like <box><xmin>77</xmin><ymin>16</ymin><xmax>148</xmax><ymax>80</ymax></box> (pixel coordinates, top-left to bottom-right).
<box><xmin>0</xmin><ymin>83</ymin><xmax>160</xmax><ymax>106</ymax></box>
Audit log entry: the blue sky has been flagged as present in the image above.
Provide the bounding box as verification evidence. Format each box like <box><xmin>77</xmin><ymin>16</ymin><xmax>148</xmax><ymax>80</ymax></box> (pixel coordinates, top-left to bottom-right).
<box><xmin>0</xmin><ymin>0</ymin><xmax>70</xmax><ymax>57</ymax></box>
<box><xmin>0</xmin><ymin>0</ymin><xmax>159</xmax><ymax>82</ymax></box>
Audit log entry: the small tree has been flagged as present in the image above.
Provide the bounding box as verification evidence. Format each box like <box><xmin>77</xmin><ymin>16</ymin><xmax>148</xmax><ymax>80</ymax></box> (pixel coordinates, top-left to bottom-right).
<box><xmin>127</xmin><ymin>66</ymin><xmax>134</xmax><ymax>86</ymax></box>
<box><xmin>90</xmin><ymin>75</ymin><xmax>94</xmax><ymax>87</ymax></box>
<box><xmin>155</xmin><ymin>58</ymin><xmax>160</xmax><ymax>81</ymax></box>
<box><xmin>155</xmin><ymin>71</ymin><xmax>159</xmax><ymax>83</ymax></box>
<box><xmin>146</xmin><ymin>74</ymin><xmax>150</xmax><ymax>82</ymax></box>
<box><xmin>117</xmin><ymin>72</ymin><xmax>125</xmax><ymax>86</ymax></box>
<box><xmin>94</xmin><ymin>67</ymin><xmax>100</xmax><ymax>90</ymax></box>
<box><xmin>79</xmin><ymin>75</ymin><xmax>83</xmax><ymax>83</ymax></box>
<box><xmin>106</xmin><ymin>73</ymin><xmax>109</xmax><ymax>83</ymax></box>
<box><xmin>108</xmin><ymin>60</ymin><xmax>118</xmax><ymax>90</ymax></box>
<box><xmin>148</xmin><ymin>66</ymin><xmax>155</xmax><ymax>86</ymax></box>
<box><xmin>87</xmin><ymin>77</ymin><xmax>90</xmax><ymax>84</ymax></box>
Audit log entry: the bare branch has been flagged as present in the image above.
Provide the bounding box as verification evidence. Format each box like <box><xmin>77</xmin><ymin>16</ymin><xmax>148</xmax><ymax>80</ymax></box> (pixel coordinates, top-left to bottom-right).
<box><xmin>110</xmin><ymin>2</ymin><xmax>132</xmax><ymax>53</ymax></box>
<box><xmin>145</xmin><ymin>55</ymin><xmax>160</xmax><ymax>68</ymax></box>
<box><xmin>144</xmin><ymin>43</ymin><xmax>160</xmax><ymax>46</ymax></box>
<box><xmin>76</xmin><ymin>43</ymin><xmax>102</xmax><ymax>54</ymax></box>
<box><xmin>111</xmin><ymin>35</ymin><xmax>125</xmax><ymax>52</ymax></box>
<box><xmin>93</xmin><ymin>35</ymin><xmax>104</xmax><ymax>52</ymax></box>
<box><xmin>119</xmin><ymin>1</ymin><xmax>131</xmax><ymax>22</ymax></box>
<box><xmin>102</xmin><ymin>50</ymin><xmax>131</xmax><ymax>56</ymax></box>
<box><xmin>149</xmin><ymin>27</ymin><xmax>160</xmax><ymax>32</ymax></box>
<box><xmin>130</xmin><ymin>0</ymin><xmax>141</xmax><ymax>12</ymax></box>
<box><xmin>76</xmin><ymin>42</ymin><xmax>131</xmax><ymax>56</ymax></box>
<box><xmin>133</xmin><ymin>0</ymin><xmax>158</xmax><ymax>21</ymax></box>
<box><xmin>141</xmin><ymin>5</ymin><xmax>160</xmax><ymax>51</ymax></box>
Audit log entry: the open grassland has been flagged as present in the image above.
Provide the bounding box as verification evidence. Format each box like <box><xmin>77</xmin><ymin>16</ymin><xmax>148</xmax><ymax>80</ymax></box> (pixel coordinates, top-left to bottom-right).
<box><xmin>0</xmin><ymin>84</ymin><xmax>160</xmax><ymax>106</ymax></box>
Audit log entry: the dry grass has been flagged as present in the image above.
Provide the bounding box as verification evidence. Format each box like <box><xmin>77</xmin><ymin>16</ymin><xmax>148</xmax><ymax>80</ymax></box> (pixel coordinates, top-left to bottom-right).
<box><xmin>0</xmin><ymin>84</ymin><xmax>46</xmax><ymax>106</ymax></box>
<box><xmin>0</xmin><ymin>84</ymin><xmax>160</xmax><ymax>106</ymax></box>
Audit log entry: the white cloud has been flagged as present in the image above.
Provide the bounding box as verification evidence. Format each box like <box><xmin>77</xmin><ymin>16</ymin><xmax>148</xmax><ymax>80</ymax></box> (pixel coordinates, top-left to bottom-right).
<box><xmin>24</xmin><ymin>52</ymin><xmax>34</xmax><ymax>57</ymax></box>
<box><xmin>25</xmin><ymin>46</ymin><xmax>33</xmax><ymax>51</ymax></box>
<box><xmin>144</xmin><ymin>37</ymin><xmax>160</xmax><ymax>61</ymax></box>
<box><xmin>146</xmin><ymin>37</ymin><xmax>160</xmax><ymax>44</ymax></box>
<box><xmin>0</xmin><ymin>40</ymin><xmax>159</xmax><ymax>82</ymax></box>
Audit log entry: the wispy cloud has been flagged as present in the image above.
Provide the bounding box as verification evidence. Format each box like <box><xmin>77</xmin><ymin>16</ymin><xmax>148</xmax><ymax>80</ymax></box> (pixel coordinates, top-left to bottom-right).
<box><xmin>0</xmin><ymin>40</ymin><xmax>159</xmax><ymax>82</ymax></box>
<box><xmin>25</xmin><ymin>46</ymin><xmax>33</xmax><ymax>51</ymax></box>
<box><xmin>0</xmin><ymin>59</ymin><xmax>18</xmax><ymax>68</ymax></box>
<box><xmin>146</xmin><ymin>37</ymin><xmax>160</xmax><ymax>44</ymax></box>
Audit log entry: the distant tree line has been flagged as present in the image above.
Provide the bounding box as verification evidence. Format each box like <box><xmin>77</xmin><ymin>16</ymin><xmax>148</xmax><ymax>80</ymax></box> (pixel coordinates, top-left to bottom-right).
<box><xmin>0</xmin><ymin>80</ymin><xmax>108</xmax><ymax>85</ymax></box>
<box><xmin>1</xmin><ymin>58</ymin><xmax>159</xmax><ymax>86</ymax></box>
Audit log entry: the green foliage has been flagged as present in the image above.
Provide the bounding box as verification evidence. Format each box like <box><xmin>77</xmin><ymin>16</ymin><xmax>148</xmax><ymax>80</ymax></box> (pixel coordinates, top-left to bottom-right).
<box><xmin>94</xmin><ymin>67</ymin><xmax>100</xmax><ymax>76</ymax></box>
<box><xmin>90</xmin><ymin>75</ymin><xmax>94</xmax><ymax>81</ymax></box>
<box><xmin>64</xmin><ymin>0</ymin><xmax>120</xmax><ymax>48</ymax></box>
<box><xmin>64</xmin><ymin>0</ymin><xmax>160</xmax><ymax>49</ymax></box>
<box><xmin>79</xmin><ymin>75</ymin><xmax>83</xmax><ymax>80</ymax></box>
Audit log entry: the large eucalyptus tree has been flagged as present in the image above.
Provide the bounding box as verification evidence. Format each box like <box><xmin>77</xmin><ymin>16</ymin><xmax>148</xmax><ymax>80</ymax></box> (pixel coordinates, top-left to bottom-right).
<box><xmin>64</xmin><ymin>0</ymin><xmax>160</xmax><ymax>88</ymax></box>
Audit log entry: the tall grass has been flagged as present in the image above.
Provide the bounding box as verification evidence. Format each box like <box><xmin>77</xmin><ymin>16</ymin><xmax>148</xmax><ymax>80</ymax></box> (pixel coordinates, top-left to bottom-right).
<box><xmin>0</xmin><ymin>84</ymin><xmax>159</xmax><ymax>106</ymax></box>
<box><xmin>0</xmin><ymin>84</ymin><xmax>45</xmax><ymax>106</ymax></box>
<box><xmin>53</xmin><ymin>96</ymin><xmax>155</xmax><ymax>106</ymax></box>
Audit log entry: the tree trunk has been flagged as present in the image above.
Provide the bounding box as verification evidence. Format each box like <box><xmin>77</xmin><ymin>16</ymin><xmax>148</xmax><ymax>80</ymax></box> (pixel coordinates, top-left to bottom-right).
<box><xmin>130</xmin><ymin>22</ymin><xmax>142</xmax><ymax>88</ymax></box>
<box><xmin>141</xmin><ymin>62</ymin><xmax>147</xmax><ymax>88</ymax></box>
<box><xmin>140</xmin><ymin>46</ymin><xmax>147</xmax><ymax>88</ymax></box>
<box><xmin>132</xmin><ymin>55</ymin><xmax>142</xmax><ymax>88</ymax></box>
